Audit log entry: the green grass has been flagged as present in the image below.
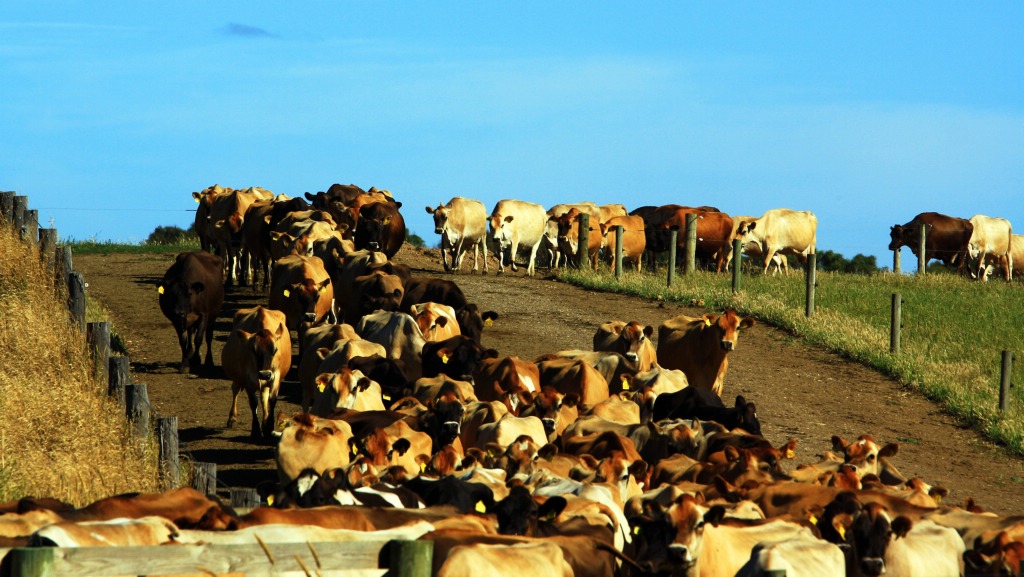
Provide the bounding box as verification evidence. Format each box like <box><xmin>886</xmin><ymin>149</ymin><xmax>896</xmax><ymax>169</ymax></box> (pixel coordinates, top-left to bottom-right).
<box><xmin>558</xmin><ymin>266</ymin><xmax>1024</xmax><ymax>455</ymax></box>
<box><xmin>66</xmin><ymin>238</ymin><xmax>199</xmax><ymax>255</ymax></box>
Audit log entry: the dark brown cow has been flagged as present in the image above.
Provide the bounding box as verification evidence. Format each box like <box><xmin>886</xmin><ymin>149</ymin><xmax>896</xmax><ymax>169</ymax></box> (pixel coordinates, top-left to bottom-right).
<box><xmin>355</xmin><ymin>201</ymin><xmax>406</xmax><ymax>259</ymax></box>
<box><xmin>268</xmin><ymin>254</ymin><xmax>335</xmax><ymax>353</ymax></box>
<box><xmin>654</xmin><ymin>208</ymin><xmax>734</xmax><ymax>271</ymax></box>
<box><xmin>157</xmin><ymin>251</ymin><xmax>225</xmax><ymax>374</ymax></box>
<box><xmin>656</xmin><ymin>309</ymin><xmax>755</xmax><ymax>397</ymax></box>
<box><xmin>346</xmin><ymin>270</ymin><xmax>404</xmax><ymax>325</ymax></box>
<box><xmin>888</xmin><ymin>212</ymin><xmax>974</xmax><ymax>269</ymax></box>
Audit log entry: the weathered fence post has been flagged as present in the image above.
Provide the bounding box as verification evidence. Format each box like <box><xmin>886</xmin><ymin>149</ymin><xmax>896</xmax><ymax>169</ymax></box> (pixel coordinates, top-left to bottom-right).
<box><xmin>23</xmin><ymin>209</ymin><xmax>38</xmax><ymax>244</ymax></box>
<box><xmin>108</xmin><ymin>355</ymin><xmax>130</xmax><ymax>410</ymax></box>
<box><xmin>893</xmin><ymin>248</ymin><xmax>901</xmax><ymax>275</ymax></box>
<box><xmin>55</xmin><ymin>245</ymin><xmax>73</xmax><ymax>295</ymax></box>
<box><xmin>1000</xmin><ymin>350</ymin><xmax>1013</xmax><ymax>413</ymax></box>
<box><xmin>0</xmin><ymin>191</ymin><xmax>15</xmax><ymax>224</ymax></box>
<box><xmin>805</xmin><ymin>253</ymin><xmax>816</xmax><ymax>318</ymax></box>
<box><xmin>7</xmin><ymin>547</ymin><xmax>55</xmax><ymax>577</ymax></box>
<box><xmin>125</xmin><ymin>383</ymin><xmax>151</xmax><ymax>440</ymax></box>
<box><xmin>191</xmin><ymin>462</ymin><xmax>218</xmax><ymax>496</ymax></box>
<box><xmin>67</xmin><ymin>271</ymin><xmax>87</xmax><ymax>332</ymax></box>
<box><xmin>87</xmin><ymin>321</ymin><xmax>111</xmax><ymax>386</ymax></box>
<box><xmin>157</xmin><ymin>417</ymin><xmax>180</xmax><ymax>488</ymax></box>
<box><xmin>231</xmin><ymin>488</ymin><xmax>260</xmax><ymax>509</ymax></box>
<box><xmin>387</xmin><ymin>540</ymin><xmax>434</xmax><ymax>577</ymax></box>
<box><xmin>684</xmin><ymin>213</ymin><xmax>698</xmax><ymax>275</ymax></box>
<box><xmin>576</xmin><ymin>213</ymin><xmax>590</xmax><ymax>269</ymax></box>
<box><xmin>667</xmin><ymin>227</ymin><xmax>678</xmax><ymax>286</ymax></box>
<box><xmin>917</xmin><ymin>224</ymin><xmax>927</xmax><ymax>274</ymax></box>
<box><xmin>890</xmin><ymin>293</ymin><xmax>902</xmax><ymax>354</ymax></box>
<box><xmin>614</xmin><ymin>225</ymin><xmax>624</xmax><ymax>280</ymax></box>
<box><xmin>732</xmin><ymin>238</ymin><xmax>742</xmax><ymax>294</ymax></box>
<box><xmin>38</xmin><ymin>228</ymin><xmax>58</xmax><ymax>267</ymax></box>
<box><xmin>12</xmin><ymin>196</ymin><xmax>27</xmax><ymax>239</ymax></box>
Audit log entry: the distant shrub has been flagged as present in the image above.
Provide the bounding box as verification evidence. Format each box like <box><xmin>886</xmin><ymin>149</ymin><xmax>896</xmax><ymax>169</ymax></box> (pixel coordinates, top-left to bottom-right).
<box><xmin>407</xmin><ymin>231</ymin><xmax>426</xmax><ymax>248</ymax></box>
<box><xmin>145</xmin><ymin>225</ymin><xmax>198</xmax><ymax>246</ymax></box>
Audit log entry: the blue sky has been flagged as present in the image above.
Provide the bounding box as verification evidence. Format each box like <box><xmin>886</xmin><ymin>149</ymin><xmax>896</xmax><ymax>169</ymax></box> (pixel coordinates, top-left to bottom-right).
<box><xmin>2</xmin><ymin>3</ymin><xmax>1021</xmax><ymax>268</ymax></box>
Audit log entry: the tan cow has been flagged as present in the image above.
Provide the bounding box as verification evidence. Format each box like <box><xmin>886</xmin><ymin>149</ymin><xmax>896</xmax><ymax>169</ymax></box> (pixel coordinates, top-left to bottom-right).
<box><xmin>656</xmin><ymin>310</ymin><xmax>755</xmax><ymax>396</ymax></box>
<box><xmin>726</xmin><ymin>215</ymin><xmax>787</xmax><ymax>274</ymax></box>
<box><xmin>208</xmin><ymin>187</ymin><xmax>267</xmax><ymax>283</ymax></box>
<box><xmin>542</xmin><ymin>202</ymin><xmax>601</xmax><ymax>269</ymax></box>
<box><xmin>312</xmin><ymin>368</ymin><xmax>385</xmax><ymax>416</ymax></box>
<box><xmin>438</xmin><ymin>541</ymin><xmax>573</xmax><ymax>577</ymax></box>
<box><xmin>356</xmin><ymin>310</ymin><xmax>427</xmax><ymax>381</ymax></box>
<box><xmin>967</xmin><ymin>214</ymin><xmax>1013</xmax><ymax>281</ymax></box>
<box><xmin>426</xmin><ymin>197</ymin><xmax>490</xmax><ymax>272</ymax></box>
<box><xmin>268</xmin><ymin>254</ymin><xmax>335</xmax><ymax>354</ymax></box>
<box><xmin>553</xmin><ymin>208</ymin><xmax>604</xmax><ymax>269</ymax></box>
<box><xmin>592</xmin><ymin>320</ymin><xmax>657</xmax><ymax>372</ymax></box>
<box><xmin>222</xmin><ymin>306</ymin><xmax>292</xmax><ymax>439</ymax></box>
<box><xmin>535</xmin><ymin>357</ymin><xmax>610</xmax><ymax>411</ymax></box>
<box><xmin>736</xmin><ymin>208</ymin><xmax>817</xmax><ymax>275</ymax></box>
<box><xmin>598</xmin><ymin>215</ymin><xmax>646</xmax><ymax>271</ymax></box>
<box><xmin>983</xmin><ymin>233</ymin><xmax>1024</xmax><ymax>280</ymax></box>
<box><xmin>489</xmin><ymin>199</ymin><xmax>549</xmax><ymax>275</ymax></box>
<box><xmin>296</xmin><ymin>323</ymin><xmax>361</xmax><ymax>412</ymax></box>
<box><xmin>276</xmin><ymin>413</ymin><xmax>354</xmax><ymax>482</ymax></box>
<box><xmin>473</xmin><ymin>356</ymin><xmax>541</xmax><ymax>411</ymax></box>
<box><xmin>410</xmin><ymin>302</ymin><xmax>461</xmax><ymax>342</ymax></box>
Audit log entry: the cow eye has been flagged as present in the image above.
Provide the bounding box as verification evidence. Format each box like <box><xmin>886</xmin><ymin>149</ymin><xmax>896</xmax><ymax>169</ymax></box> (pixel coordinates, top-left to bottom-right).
<box><xmin>867</xmin><ymin>455</ymin><xmax>876</xmax><ymax>462</ymax></box>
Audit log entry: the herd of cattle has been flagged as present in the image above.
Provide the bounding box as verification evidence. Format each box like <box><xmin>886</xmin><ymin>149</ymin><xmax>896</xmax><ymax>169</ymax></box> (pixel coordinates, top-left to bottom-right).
<box><xmin>3</xmin><ymin>183</ymin><xmax>1022</xmax><ymax>576</ymax></box>
<box><xmin>889</xmin><ymin>212</ymin><xmax>1018</xmax><ymax>281</ymax></box>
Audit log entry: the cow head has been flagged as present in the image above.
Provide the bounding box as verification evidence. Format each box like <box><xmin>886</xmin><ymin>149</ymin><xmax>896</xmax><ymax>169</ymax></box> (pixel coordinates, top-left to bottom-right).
<box><xmin>425</xmin><ymin>204</ymin><xmax>449</xmax><ymax>235</ymax></box>
<box><xmin>706</xmin><ymin>310</ymin><xmax>755</xmax><ymax>351</ymax></box>
<box><xmin>831</xmin><ymin>434</ymin><xmax>899</xmax><ymax>480</ymax></box>
<box><xmin>818</xmin><ymin>492</ymin><xmax>912</xmax><ymax>577</ymax></box>
<box><xmin>425</xmin><ymin>382</ymin><xmax>467</xmax><ymax>446</ymax></box>
<box><xmin>313</xmin><ymin>368</ymin><xmax>374</xmax><ymax>412</ymax></box>
<box><xmin>456</xmin><ymin>304</ymin><xmax>498</xmax><ymax>343</ymax></box>
<box><xmin>423</xmin><ymin>336</ymin><xmax>495</xmax><ymax>381</ymax></box>
<box><xmin>888</xmin><ymin>224</ymin><xmax>909</xmax><ymax>251</ymax></box>
<box><xmin>355</xmin><ymin>271</ymin><xmax>404</xmax><ymax>318</ymax></box>
<box><xmin>493</xmin><ymin>485</ymin><xmax>567</xmax><ymax>536</ymax></box>
<box><xmin>617</xmin><ymin>322</ymin><xmax>655</xmax><ymax>364</ymax></box>
<box><xmin>283</xmin><ymin>277</ymin><xmax>332</xmax><ymax>329</ymax></box>
<box><xmin>733</xmin><ymin>395</ymin><xmax>762</xmax><ymax>436</ymax></box>
<box><xmin>488</xmin><ymin>213</ymin><xmax>515</xmax><ymax>254</ymax></box>
<box><xmin>632</xmin><ymin>493</ymin><xmax>717</xmax><ymax>575</ymax></box>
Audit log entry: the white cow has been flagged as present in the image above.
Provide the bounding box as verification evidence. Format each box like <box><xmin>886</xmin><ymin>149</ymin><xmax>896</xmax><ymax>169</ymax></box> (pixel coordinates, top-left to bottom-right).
<box><xmin>489</xmin><ymin>199</ymin><xmax>548</xmax><ymax>275</ymax></box>
<box><xmin>425</xmin><ymin>197</ymin><xmax>489</xmax><ymax>273</ymax></box>
<box><xmin>736</xmin><ymin>209</ymin><xmax>817</xmax><ymax>275</ymax></box>
<box><xmin>967</xmin><ymin>214</ymin><xmax>1013</xmax><ymax>281</ymax></box>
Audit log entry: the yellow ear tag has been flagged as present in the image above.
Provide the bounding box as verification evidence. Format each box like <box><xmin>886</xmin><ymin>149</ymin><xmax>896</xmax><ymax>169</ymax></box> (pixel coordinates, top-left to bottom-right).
<box><xmin>705</xmin><ymin>318</ymin><xmax>712</xmax><ymax>327</ymax></box>
<box><xmin>267</xmin><ymin>495</ymin><xmax>275</xmax><ymax>506</ymax></box>
<box><xmin>786</xmin><ymin>449</ymin><xmax>796</xmax><ymax>459</ymax></box>
<box><xmin>194</xmin><ymin>197</ymin><xmax>201</xmax><ymax>203</ymax></box>
<box><xmin>283</xmin><ymin>289</ymin><xmax>291</xmax><ymax>298</ymax></box>
<box><xmin>809</xmin><ymin>514</ymin><xmax>818</xmax><ymax>525</ymax></box>
<box><xmin>633</xmin><ymin>526</ymin><xmax>641</xmax><ymax>535</ymax></box>
<box><xmin>837</xmin><ymin>525</ymin><xmax>846</xmax><ymax>540</ymax></box>
<box><xmin>484</xmin><ymin>319</ymin><xmax>493</xmax><ymax>327</ymax></box>
<box><xmin>934</xmin><ymin>494</ymin><xmax>942</xmax><ymax>504</ymax></box>
<box><xmin>475</xmin><ymin>501</ymin><xmax>486</xmax><ymax>513</ymax></box>
<box><xmin>351</xmin><ymin>445</ymin><xmax>359</xmax><ymax>456</ymax></box>
<box><xmin>621</xmin><ymin>376</ymin><xmax>630</xmax><ymax>391</ymax></box>
<box><xmin>442</xmin><ymin>354</ymin><xmax>449</xmax><ymax>364</ymax></box>
<box><xmin>383</xmin><ymin>394</ymin><xmax>392</xmax><ymax>401</ymax></box>
<box><xmin>318</xmin><ymin>383</ymin><xmax>326</xmax><ymax>393</ymax></box>
<box><xmin>157</xmin><ymin>286</ymin><xmax>164</xmax><ymax>294</ymax></box>
<box><xmin>420</xmin><ymin>462</ymin><xmax>427</xmax><ymax>472</ymax></box>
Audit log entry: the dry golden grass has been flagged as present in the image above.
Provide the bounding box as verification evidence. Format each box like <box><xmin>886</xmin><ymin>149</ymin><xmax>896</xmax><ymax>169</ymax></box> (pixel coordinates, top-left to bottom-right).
<box><xmin>0</xmin><ymin>225</ymin><xmax>159</xmax><ymax>504</ymax></box>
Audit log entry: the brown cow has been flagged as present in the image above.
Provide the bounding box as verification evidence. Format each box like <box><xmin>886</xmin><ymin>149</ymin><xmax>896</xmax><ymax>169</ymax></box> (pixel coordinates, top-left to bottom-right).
<box><xmin>207</xmin><ymin>187</ymin><xmax>268</xmax><ymax>284</ymax></box>
<box><xmin>655</xmin><ymin>208</ymin><xmax>735</xmax><ymax>272</ymax></box>
<box><xmin>656</xmin><ymin>310</ymin><xmax>755</xmax><ymax>396</ymax></box>
<box><xmin>553</xmin><ymin>208</ymin><xmax>604</xmax><ymax>269</ymax></box>
<box><xmin>535</xmin><ymin>357</ymin><xmax>610</xmax><ymax>411</ymax></box>
<box><xmin>474</xmin><ymin>356</ymin><xmax>541</xmax><ymax>410</ymax></box>
<box><xmin>222</xmin><ymin>306</ymin><xmax>292</xmax><ymax>439</ymax></box>
<box><xmin>157</xmin><ymin>251</ymin><xmax>224</xmax><ymax>374</ymax></box>
<box><xmin>410</xmin><ymin>302</ymin><xmax>461</xmax><ymax>342</ymax></box>
<box><xmin>598</xmin><ymin>215</ymin><xmax>646</xmax><ymax>271</ymax></box>
<box><xmin>888</xmin><ymin>211</ymin><xmax>974</xmax><ymax>269</ymax></box>
<box><xmin>355</xmin><ymin>201</ymin><xmax>406</xmax><ymax>259</ymax></box>
<box><xmin>275</xmin><ymin>413</ymin><xmax>355</xmax><ymax>482</ymax></box>
<box><xmin>345</xmin><ymin>270</ymin><xmax>404</xmax><ymax>325</ymax></box>
<box><xmin>268</xmin><ymin>254</ymin><xmax>335</xmax><ymax>354</ymax></box>
<box><xmin>592</xmin><ymin>320</ymin><xmax>656</xmax><ymax>372</ymax></box>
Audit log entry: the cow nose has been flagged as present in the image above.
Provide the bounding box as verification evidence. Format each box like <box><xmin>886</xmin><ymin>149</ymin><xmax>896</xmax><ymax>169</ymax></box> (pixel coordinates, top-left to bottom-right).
<box><xmin>541</xmin><ymin>418</ymin><xmax>556</xmax><ymax>433</ymax></box>
<box><xmin>860</xmin><ymin>558</ymin><xmax>886</xmax><ymax>575</ymax></box>
<box><xmin>368</xmin><ymin>242</ymin><xmax>380</xmax><ymax>250</ymax></box>
<box><xmin>625</xmin><ymin>352</ymin><xmax>639</xmax><ymax>362</ymax></box>
<box><xmin>258</xmin><ymin>370</ymin><xmax>273</xmax><ymax>381</ymax></box>
<box><xmin>442</xmin><ymin>421</ymin><xmax>461</xmax><ymax>434</ymax></box>
<box><xmin>434</xmin><ymin>227</ymin><xmax>443</xmax><ymax>234</ymax></box>
<box><xmin>721</xmin><ymin>339</ymin><xmax>735</xmax><ymax>351</ymax></box>
<box><xmin>304</xmin><ymin>313</ymin><xmax>317</xmax><ymax>322</ymax></box>
<box><xmin>668</xmin><ymin>544</ymin><xmax>692</xmax><ymax>564</ymax></box>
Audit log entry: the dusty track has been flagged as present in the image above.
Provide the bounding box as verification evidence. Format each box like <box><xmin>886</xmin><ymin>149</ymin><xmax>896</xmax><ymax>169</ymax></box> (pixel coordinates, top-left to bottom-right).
<box><xmin>76</xmin><ymin>246</ymin><xmax>1024</xmax><ymax>512</ymax></box>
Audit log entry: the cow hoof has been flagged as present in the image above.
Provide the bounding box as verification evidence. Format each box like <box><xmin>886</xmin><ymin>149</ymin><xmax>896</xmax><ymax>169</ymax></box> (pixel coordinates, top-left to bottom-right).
<box><xmin>226</xmin><ymin>417</ymin><xmax>236</xmax><ymax>428</ymax></box>
<box><xmin>179</xmin><ymin>364</ymin><xmax>190</xmax><ymax>375</ymax></box>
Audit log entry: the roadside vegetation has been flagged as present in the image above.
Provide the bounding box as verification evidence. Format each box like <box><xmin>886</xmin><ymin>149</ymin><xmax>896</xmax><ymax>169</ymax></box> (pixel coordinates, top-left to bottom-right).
<box><xmin>0</xmin><ymin>226</ymin><xmax>160</xmax><ymax>503</ymax></box>
<box><xmin>558</xmin><ymin>260</ymin><xmax>1024</xmax><ymax>455</ymax></box>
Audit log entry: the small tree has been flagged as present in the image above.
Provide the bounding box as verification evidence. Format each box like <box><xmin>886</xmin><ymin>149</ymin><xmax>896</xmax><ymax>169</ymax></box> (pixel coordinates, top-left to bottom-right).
<box><xmin>407</xmin><ymin>231</ymin><xmax>425</xmax><ymax>248</ymax></box>
<box><xmin>146</xmin><ymin>225</ymin><xmax>197</xmax><ymax>245</ymax></box>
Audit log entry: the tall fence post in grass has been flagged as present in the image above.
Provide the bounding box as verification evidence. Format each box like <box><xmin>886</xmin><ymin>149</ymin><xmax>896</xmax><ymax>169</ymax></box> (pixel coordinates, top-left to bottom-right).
<box><xmin>614</xmin><ymin>225</ymin><xmax>624</xmax><ymax>280</ymax></box>
<box><xmin>38</xmin><ymin>228</ymin><xmax>58</xmax><ymax>266</ymax></box>
<box><xmin>191</xmin><ymin>462</ymin><xmax>218</xmax><ymax>496</ymax></box>
<box><xmin>55</xmin><ymin>245</ymin><xmax>72</xmax><ymax>294</ymax></box>
<box><xmin>157</xmin><ymin>416</ymin><xmax>180</xmax><ymax>489</ymax></box>
<box><xmin>890</xmin><ymin>293</ymin><xmax>902</xmax><ymax>354</ymax></box>
<box><xmin>805</xmin><ymin>253</ymin><xmax>817</xmax><ymax>317</ymax></box>
<box><xmin>0</xmin><ymin>191</ymin><xmax>15</xmax><ymax>223</ymax></box>
<box><xmin>732</xmin><ymin>238</ymin><xmax>742</xmax><ymax>294</ymax></box>
<box><xmin>576</xmin><ymin>213</ymin><xmax>590</xmax><ymax>270</ymax></box>
<box><xmin>67</xmin><ymin>271</ymin><xmax>87</xmax><ymax>332</ymax></box>
<box><xmin>125</xmin><ymin>382</ymin><xmax>151</xmax><ymax>440</ymax></box>
<box><xmin>684</xmin><ymin>213</ymin><xmax>698</xmax><ymax>275</ymax></box>
<box><xmin>87</xmin><ymin>321</ymin><xmax>111</xmax><ymax>387</ymax></box>
<box><xmin>109</xmin><ymin>355</ymin><xmax>130</xmax><ymax>411</ymax></box>
<box><xmin>23</xmin><ymin>209</ymin><xmax>38</xmax><ymax>244</ymax></box>
<box><xmin>12</xmin><ymin>196</ymin><xmax>27</xmax><ymax>240</ymax></box>
<box><xmin>1000</xmin><ymin>350</ymin><xmax>1013</xmax><ymax>413</ymax></box>
<box><xmin>667</xmin><ymin>227</ymin><xmax>678</xmax><ymax>286</ymax></box>
<box><xmin>893</xmin><ymin>247</ymin><xmax>901</xmax><ymax>275</ymax></box>
<box><xmin>387</xmin><ymin>540</ymin><xmax>434</xmax><ymax>577</ymax></box>
<box><xmin>917</xmin><ymin>224</ymin><xmax>927</xmax><ymax>274</ymax></box>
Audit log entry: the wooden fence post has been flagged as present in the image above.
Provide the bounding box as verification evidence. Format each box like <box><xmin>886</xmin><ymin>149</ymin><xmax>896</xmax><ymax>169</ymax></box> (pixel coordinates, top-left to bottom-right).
<box><xmin>667</xmin><ymin>227</ymin><xmax>678</xmax><ymax>286</ymax></box>
<box><xmin>38</xmin><ymin>228</ymin><xmax>58</xmax><ymax>267</ymax></box>
<box><xmin>108</xmin><ymin>355</ymin><xmax>130</xmax><ymax>411</ymax></box>
<box><xmin>125</xmin><ymin>383</ymin><xmax>150</xmax><ymax>440</ymax></box>
<box><xmin>614</xmin><ymin>225</ymin><xmax>624</xmax><ymax>279</ymax></box>
<box><xmin>157</xmin><ymin>417</ymin><xmax>180</xmax><ymax>489</ymax></box>
<box><xmin>0</xmin><ymin>191</ymin><xmax>14</xmax><ymax>224</ymax></box>
<box><xmin>23</xmin><ymin>209</ymin><xmax>38</xmax><ymax>244</ymax></box>
<box><xmin>1000</xmin><ymin>350</ymin><xmax>1013</xmax><ymax>413</ymax></box>
<box><xmin>55</xmin><ymin>245</ymin><xmax>73</xmax><ymax>295</ymax></box>
<box><xmin>12</xmin><ymin>196</ymin><xmax>27</xmax><ymax>240</ymax></box>
<box><xmin>191</xmin><ymin>462</ymin><xmax>218</xmax><ymax>496</ymax></box>
<box><xmin>917</xmin><ymin>224</ymin><xmax>927</xmax><ymax>274</ymax></box>
<box><xmin>67</xmin><ymin>271</ymin><xmax>87</xmax><ymax>332</ymax></box>
<box><xmin>576</xmin><ymin>213</ymin><xmax>590</xmax><ymax>269</ymax></box>
<box><xmin>805</xmin><ymin>253</ymin><xmax>817</xmax><ymax>318</ymax></box>
<box><xmin>893</xmin><ymin>248</ymin><xmax>901</xmax><ymax>275</ymax></box>
<box><xmin>387</xmin><ymin>540</ymin><xmax>434</xmax><ymax>577</ymax></box>
<box><xmin>732</xmin><ymin>238</ymin><xmax>742</xmax><ymax>294</ymax></box>
<box><xmin>684</xmin><ymin>213</ymin><xmax>698</xmax><ymax>274</ymax></box>
<box><xmin>890</xmin><ymin>293</ymin><xmax>902</xmax><ymax>354</ymax></box>
<box><xmin>231</xmin><ymin>488</ymin><xmax>260</xmax><ymax>509</ymax></box>
<box><xmin>87</xmin><ymin>321</ymin><xmax>111</xmax><ymax>386</ymax></box>
<box><xmin>7</xmin><ymin>547</ymin><xmax>55</xmax><ymax>577</ymax></box>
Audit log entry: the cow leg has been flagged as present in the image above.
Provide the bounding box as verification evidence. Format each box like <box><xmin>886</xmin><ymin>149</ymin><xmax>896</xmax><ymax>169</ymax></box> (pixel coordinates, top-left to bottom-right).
<box><xmin>176</xmin><ymin>328</ymin><xmax>191</xmax><ymax>374</ymax></box>
<box><xmin>247</xmin><ymin>388</ymin><xmax>261</xmax><ymax>439</ymax></box>
<box><xmin>527</xmin><ymin>242</ymin><xmax>542</xmax><ymax>276</ymax></box>
<box><xmin>262</xmin><ymin>389</ymin><xmax>277</xmax><ymax>438</ymax></box>
<box><xmin>227</xmin><ymin>382</ymin><xmax>241</xmax><ymax>428</ymax></box>
<box><xmin>763</xmin><ymin>248</ymin><xmax>778</xmax><ymax>276</ymax></box>
<box><xmin>481</xmin><ymin>237</ymin><xmax>489</xmax><ymax>273</ymax></box>
<box><xmin>202</xmin><ymin>317</ymin><xmax>215</xmax><ymax>368</ymax></box>
<box><xmin>510</xmin><ymin>241</ymin><xmax>520</xmax><ymax>272</ymax></box>
<box><xmin>441</xmin><ymin>234</ymin><xmax>453</xmax><ymax>272</ymax></box>
<box><xmin>188</xmin><ymin>323</ymin><xmax>202</xmax><ymax>371</ymax></box>
<box><xmin>452</xmin><ymin>237</ymin><xmax>466</xmax><ymax>272</ymax></box>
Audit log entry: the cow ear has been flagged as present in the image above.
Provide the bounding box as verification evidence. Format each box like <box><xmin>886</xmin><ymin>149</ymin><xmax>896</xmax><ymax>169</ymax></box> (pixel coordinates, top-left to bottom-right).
<box><xmin>504</xmin><ymin>215</ymin><xmax>514</xmax><ymax>223</ymax></box>
<box><xmin>891</xmin><ymin>516</ymin><xmax>913</xmax><ymax>539</ymax></box>
<box><xmin>740</xmin><ymin>317</ymin><xmax>755</xmax><ymax>329</ymax></box>
<box><xmin>424</xmin><ymin>206</ymin><xmax>434</xmax><ymax>214</ymax></box>
<box><xmin>702</xmin><ymin>313</ymin><xmax>716</xmax><ymax>326</ymax></box>
<box><xmin>392</xmin><ymin>289</ymin><xmax>402</xmax><ymax>298</ymax></box>
<box><xmin>316</xmin><ymin>347</ymin><xmax>332</xmax><ymax>361</ymax></box>
<box><xmin>563</xmin><ymin>393</ymin><xmax>581</xmax><ymax>408</ymax></box>
<box><xmin>537</xmin><ymin>443</ymin><xmax>558</xmax><ymax>461</ymax></box>
<box><xmin>356</xmin><ymin>377</ymin><xmax>373</xmax><ymax>392</ymax></box>
<box><xmin>538</xmin><ymin>496</ymin><xmax>567</xmax><ymax>521</ymax></box>
<box><xmin>483</xmin><ymin>349</ymin><xmax>500</xmax><ymax>359</ymax></box>
<box><xmin>643</xmin><ymin>325</ymin><xmax>654</xmax><ymax>338</ymax></box>
<box><xmin>315</xmin><ymin>373</ymin><xmax>332</xmax><ymax>393</ymax></box>
<box><xmin>747</xmin><ymin>222</ymin><xmax>757</xmax><ymax>232</ymax></box>
<box><xmin>319</xmin><ymin>278</ymin><xmax>332</xmax><ymax>291</ymax></box>
<box><xmin>879</xmin><ymin>443</ymin><xmax>900</xmax><ymax>458</ymax></box>
<box><xmin>435</xmin><ymin>316</ymin><xmax>448</xmax><ymax>328</ymax></box>
<box><xmin>391</xmin><ymin>438</ymin><xmax>411</xmax><ymax>456</ymax></box>
<box><xmin>703</xmin><ymin>505</ymin><xmax>727</xmax><ymax>527</ymax></box>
